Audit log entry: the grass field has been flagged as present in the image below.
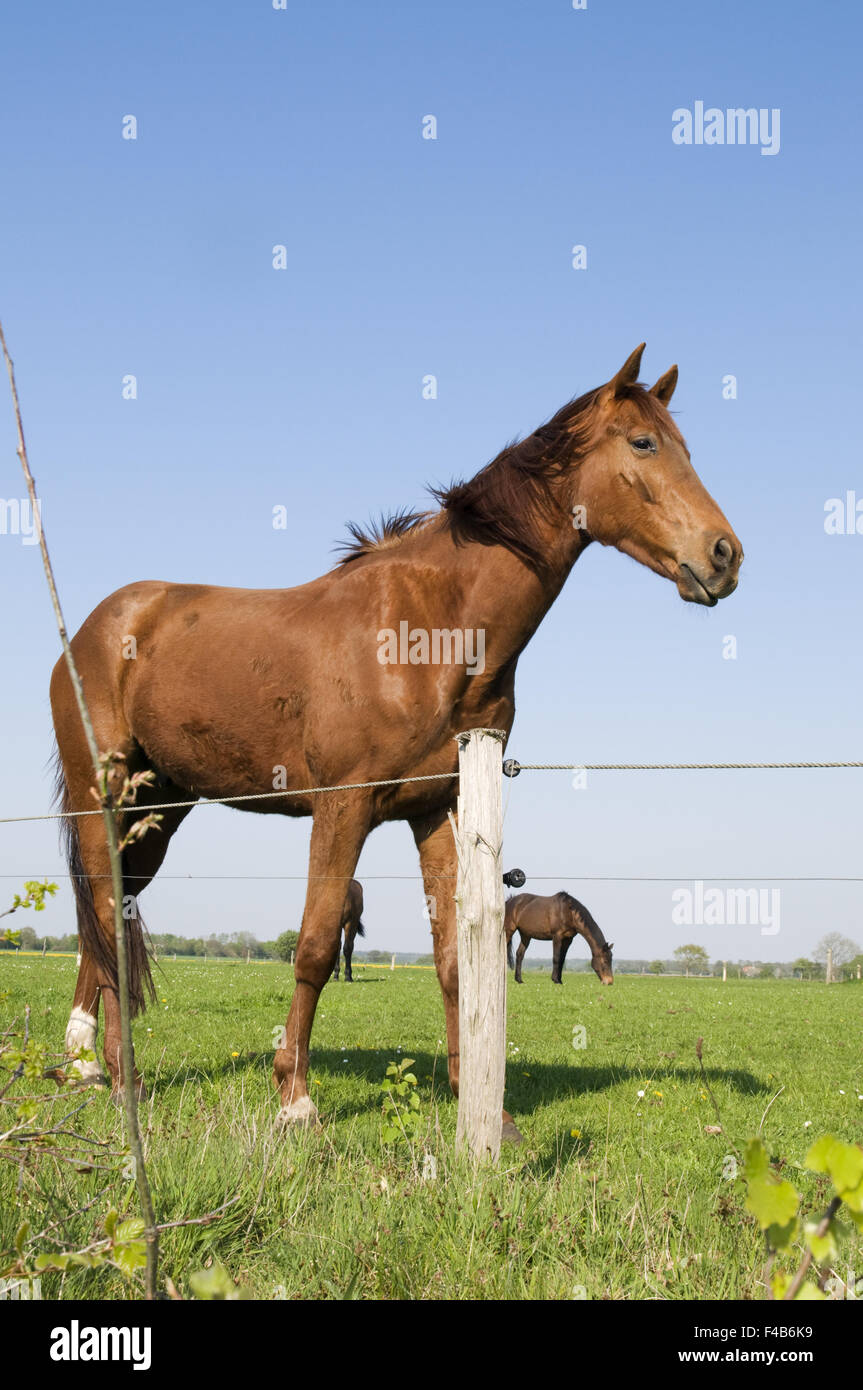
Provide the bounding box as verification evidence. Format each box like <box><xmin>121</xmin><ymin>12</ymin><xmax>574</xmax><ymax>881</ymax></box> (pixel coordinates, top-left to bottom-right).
<box><xmin>2</xmin><ymin>956</ymin><xmax>862</xmax><ymax>1300</ymax></box>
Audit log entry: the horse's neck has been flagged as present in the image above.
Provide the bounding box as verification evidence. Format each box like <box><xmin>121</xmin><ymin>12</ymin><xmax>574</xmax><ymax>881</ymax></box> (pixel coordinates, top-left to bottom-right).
<box><xmin>579</xmin><ymin>920</ymin><xmax>606</xmax><ymax>953</ymax></box>
<box><xmin>415</xmin><ymin>514</ymin><xmax>590</xmax><ymax>670</ymax></box>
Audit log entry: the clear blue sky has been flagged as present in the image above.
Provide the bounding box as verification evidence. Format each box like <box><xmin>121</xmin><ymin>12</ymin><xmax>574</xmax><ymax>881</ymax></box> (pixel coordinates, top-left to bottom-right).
<box><xmin>0</xmin><ymin>0</ymin><xmax>861</xmax><ymax>964</ymax></box>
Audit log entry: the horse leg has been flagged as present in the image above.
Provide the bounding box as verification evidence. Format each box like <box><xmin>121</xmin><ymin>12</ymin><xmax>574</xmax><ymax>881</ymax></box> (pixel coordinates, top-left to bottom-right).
<box><xmin>332</xmin><ymin>929</ymin><xmax>341</xmax><ymax>982</ymax></box>
<box><xmin>411</xmin><ymin>809</ymin><xmax>524</xmax><ymax>1144</ymax></box>
<box><xmin>343</xmin><ymin>924</ymin><xmax>354</xmax><ymax>983</ymax></box>
<box><xmin>274</xmin><ymin>796</ymin><xmax>369</xmax><ymax>1125</ymax></box>
<box><xmin>60</xmin><ymin>768</ymin><xmax>189</xmax><ymax>1095</ymax></box>
<box><xmin>557</xmin><ymin>934</ymin><xmax>573</xmax><ymax>981</ymax></box>
<box><xmin>514</xmin><ymin>933</ymin><xmax>528</xmax><ymax>984</ymax></box>
<box><xmin>65</xmin><ymin>951</ymin><xmax>104</xmax><ymax>1085</ymax></box>
<box><xmin>100</xmin><ymin>795</ymin><xmax>191</xmax><ymax>1096</ymax></box>
<box><xmin>553</xmin><ymin>934</ymin><xmax>572</xmax><ymax>984</ymax></box>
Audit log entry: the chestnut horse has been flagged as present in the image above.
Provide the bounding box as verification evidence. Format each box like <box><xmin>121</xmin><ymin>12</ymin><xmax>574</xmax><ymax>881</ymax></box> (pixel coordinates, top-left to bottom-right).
<box><xmin>332</xmin><ymin>879</ymin><xmax>365</xmax><ymax>982</ymax></box>
<box><xmin>51</xmin><ymin>345</ymin><xmax>742</xmax><ymax>1141</ymax></box>
<box><xmin>505</xmin><ymin>891</ymin><xmax>613</xmax><ymax>985</ymax></box>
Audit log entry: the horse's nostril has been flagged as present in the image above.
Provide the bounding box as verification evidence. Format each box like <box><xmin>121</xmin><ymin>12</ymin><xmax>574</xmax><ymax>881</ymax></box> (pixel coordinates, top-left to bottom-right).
<box><xmin>713</xmin><ymin>536</ymin><xmax>733</xmax><ymax>570</ymax></box>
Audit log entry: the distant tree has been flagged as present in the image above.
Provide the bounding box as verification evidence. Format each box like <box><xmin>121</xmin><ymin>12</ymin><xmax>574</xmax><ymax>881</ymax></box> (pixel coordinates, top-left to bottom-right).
<box><xmin>18</xmin><ymin>926</ymin><xmax>38</xmax><ymax>950</ymax></box>
<box><xmin>648</xmin><ymin>960</ymin><xmax>665</xmax><ymax>975</ymax></box>
<box><xmin>414</xmin><ymin>954</ymin><xmax>435</xmax><ymax>966</ymax></box>
<box><xmin>274</xmin><ymin>930</ymin><xmax>300</xmax><ymax>962</ymax></box>
<box><xmin>814</xmin><ymin>933</ymin><xmax>859</xmax><ymax>968</ymax></box>
<box><xmin>845</xmin><ymin>953</ymin><xmax>863</xmax><ymax>981</ymax></box>
<box><xmin>673</xmin><ymin>944</ymin><xmax>709</xmax><ymax>977</ymax></box>
<box><xmin>792</xmin><ymin>957</ymin><xmax>817</xmax><ymax>980</ymax></box>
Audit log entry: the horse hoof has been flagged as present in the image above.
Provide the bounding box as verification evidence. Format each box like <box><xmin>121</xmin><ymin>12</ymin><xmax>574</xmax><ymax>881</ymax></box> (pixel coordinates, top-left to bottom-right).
<box><xmin>69</xmin><ymin>1058</ymin><xmax>106</xmax><ymax>1087</ymax></box>
<box><xmin>277</xmin><ymin>1096</ymin><xmax>320</xmax><ymax>1129</ymax></box>
<box><xmin>501</xmin><ymin>1120</ymin><xmax>525</xmax><ymax>1145</ymax></box>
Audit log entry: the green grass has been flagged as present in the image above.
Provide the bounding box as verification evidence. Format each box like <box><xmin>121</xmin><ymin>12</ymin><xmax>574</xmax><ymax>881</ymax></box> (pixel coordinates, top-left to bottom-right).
<box><xmin>2</xmin><ymin>956</ymin><xmax>862</xmax><ymax>1300</ymax></box>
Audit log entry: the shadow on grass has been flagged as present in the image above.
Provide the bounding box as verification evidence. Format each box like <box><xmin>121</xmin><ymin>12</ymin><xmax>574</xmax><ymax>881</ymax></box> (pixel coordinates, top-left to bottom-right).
<box><xmin>154</xmin><ymin>1048</ymin><xmax>767</xmax><ymax>1119</ymax></box>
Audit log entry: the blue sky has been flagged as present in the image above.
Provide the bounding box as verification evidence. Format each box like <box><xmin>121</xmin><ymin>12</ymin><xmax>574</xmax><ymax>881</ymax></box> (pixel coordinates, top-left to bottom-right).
<box><xmin>0</xmin><ymin>0</ymin><xmax>861</xmax><ymax>963</ymax></box>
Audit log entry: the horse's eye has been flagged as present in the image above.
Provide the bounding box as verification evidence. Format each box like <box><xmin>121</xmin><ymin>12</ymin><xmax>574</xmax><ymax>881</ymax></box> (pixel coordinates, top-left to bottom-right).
<box><xmin>631</xmin><ymin>436</ymin><xmax>655</xmax><ymax>453</ymax></box>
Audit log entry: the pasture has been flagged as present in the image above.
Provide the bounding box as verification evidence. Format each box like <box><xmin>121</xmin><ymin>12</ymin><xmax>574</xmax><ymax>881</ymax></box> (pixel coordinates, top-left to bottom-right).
<box><xmin>2</xmin><ymin>956</ymin><xmax>861</xmax><ymax>1300</ymax></box>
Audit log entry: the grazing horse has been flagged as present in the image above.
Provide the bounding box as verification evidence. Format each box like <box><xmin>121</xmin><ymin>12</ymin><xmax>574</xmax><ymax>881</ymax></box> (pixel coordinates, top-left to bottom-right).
<box><xmin>51</xmin><ymin>345</ymin><xmax>741</xmax><ymax>1140</ymax></box>
<box><xmin>332</xmin><ymin>879</ymin><xmax>365</xmax><ymax>982</ymax></box>
<box><xmin>505</xmin><ymin>892</ymin><xmax>613</xmax><ymax>985</ymax></box>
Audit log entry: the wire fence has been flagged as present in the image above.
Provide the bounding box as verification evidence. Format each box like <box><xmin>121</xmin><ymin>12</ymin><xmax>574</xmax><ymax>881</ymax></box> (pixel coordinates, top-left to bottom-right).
<box><xmin>0</xmin><ymin>757</ymin><xmax>861</xmax><ymax>826</ymax></box>
<box><xmin>0</xmin><ymin>757</ymin><xmax>860</xmax><ymax>883</ymax></box>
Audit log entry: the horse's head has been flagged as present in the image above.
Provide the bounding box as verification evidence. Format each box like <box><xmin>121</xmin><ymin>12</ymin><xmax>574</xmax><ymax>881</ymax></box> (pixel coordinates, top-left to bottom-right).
<box><xmin>592</xmin><ymin>939</ymin><xmax>614</xmax><ymax>987</ymax></box>
<box><xmin>570</xmin><ymin>345</ymin><xmax>742</xmax><ymax>606</ymax></box>
<box><xmin>562</xmin><ymin>894</ymin><xmax>614</xmax><ymax>986</ymax></box>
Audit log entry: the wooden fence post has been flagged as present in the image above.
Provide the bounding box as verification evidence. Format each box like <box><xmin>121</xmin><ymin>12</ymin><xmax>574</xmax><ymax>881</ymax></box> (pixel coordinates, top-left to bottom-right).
<box><xmin>452</xmin><ymin>727</ymin><xmax>507</xmax><ymax>1162</ymax></box>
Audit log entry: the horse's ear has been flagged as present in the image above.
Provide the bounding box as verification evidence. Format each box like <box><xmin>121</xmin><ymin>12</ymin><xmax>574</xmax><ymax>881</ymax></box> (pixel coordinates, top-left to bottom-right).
<box><xmin>608</xmin><ymin>344</ymin><xmax>646</xmax><ymax>397</ymax></box>
<box><xmin>649</xmin><ymin>365</ymin><xmax>678</xmax><ymax>405</ymax></box>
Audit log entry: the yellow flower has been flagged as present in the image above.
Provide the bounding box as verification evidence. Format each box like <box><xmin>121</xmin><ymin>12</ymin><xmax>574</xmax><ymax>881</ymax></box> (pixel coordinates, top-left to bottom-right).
<box><xmin>654</xmin><ymin>1091</ymin><xmax>663</xmax><ymax>1098</ymax></box>
<box><xmin>231</xmin><ymin>1051</ymin><xmax>239</xmax><ymax>1058</ymax></box>
<box><xmin>570</xmin><ymin>1128</ymin><xmax>581</xmax><ymax>1138</ymax></box>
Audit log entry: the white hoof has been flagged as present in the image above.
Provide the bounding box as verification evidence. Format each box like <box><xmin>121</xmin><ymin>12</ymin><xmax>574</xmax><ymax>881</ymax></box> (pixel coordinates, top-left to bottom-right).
<box><xmin>70</xmin><ymin>1057</ymin><xmax>105</xmax><ymax>1086</ymax></box>
<box><xmin>277</xmin><ymin>1096</ymin><xmax>319</xmax><ymax>1128</ymax></box>
<box><xmin>65</xmin><ymin>1007</ymin><xmax>104</xmax><ymax>1085</ymax></box>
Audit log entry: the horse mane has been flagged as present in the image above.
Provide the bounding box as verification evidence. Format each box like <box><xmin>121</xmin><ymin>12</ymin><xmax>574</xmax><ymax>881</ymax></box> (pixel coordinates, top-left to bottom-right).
<box><xmin>337</xmin><ymin>382</ymin><xmax>682</xmax><ymax>571</ymax></box>
<box><xmin>433</xmin><ymin>383</ymin><xmax>682</xmax><ymax>568</ymax></box>
<box><xmin>334</xmin><ymin>508</ymin><xmax>431</xmax><ymax>566</ymax></box>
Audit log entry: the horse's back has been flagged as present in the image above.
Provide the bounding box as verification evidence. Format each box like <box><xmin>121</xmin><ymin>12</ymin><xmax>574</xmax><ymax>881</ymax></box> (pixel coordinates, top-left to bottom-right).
<box><xmin>506</xmin><ymin>893</ymin><xmax>554</xmax><ymax>938</ymax></box>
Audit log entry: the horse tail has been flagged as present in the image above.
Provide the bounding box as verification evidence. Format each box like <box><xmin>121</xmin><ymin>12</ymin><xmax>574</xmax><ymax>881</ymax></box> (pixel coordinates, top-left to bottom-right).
<box><xmin>53</xmin><ymin>749</ymin><xmax>154</xmax><ymax>1016</ymax></box>
<box><xmin>356</xmin><ymin>918</ymin><xmax>366</xmax><ymax>938</ymax></box>
<box><xmin>507</xmin><ymin>934</ymin><xmax>514</xmax><ymax>970</ymax></box>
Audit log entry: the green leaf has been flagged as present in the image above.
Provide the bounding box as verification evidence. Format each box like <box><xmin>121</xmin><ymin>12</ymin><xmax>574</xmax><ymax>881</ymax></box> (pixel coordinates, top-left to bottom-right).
<box><xmin>114</xmin><ymin>1242</ymin><xmax>147</xmax><ymax>1277</ymax></box>
<box><xmin>103</xmin><ymin>1209</ymin><xmax>118</xmax><ymax>1239</ymax></box>
<box><xmin>14</xmin><ymin>1222</ymin><xmax>30</xmax><ymax>1257</ymax></box>
<box><xmin>115</xmin><ymin>1218</ymin><xmax>145</xmax><ymax>1243</ymax></box>
<box><xmin>743</xmin><ymin>1137</ymin><xmax>770</xmax><ymax>1182</ymax></box>
<box><xmin>793</xmin><ymin>1282</ymin><xmax>826</xmax><ymax>1301</ymax></box>
<box><xmin>35</xmin><ymin>1252</ymin><xmax>69</xmax><ymax>1271</ymax></box>
<box><xmin>842</xmin><ymin>1179</ymin><xmax>863</xmax><ymax>1214</ymax></box>
<box><xmin>804</xmin><ymin>1219</ymin><xmax>838</xmax><ymax>1263</ymax></box>
<box><xmin>805</xmin><ymin>1135</ymin><xmax>863</xmax><ymax>1195</ymax></box>
<box><xmin>189</xmin><ymin>1264</ymin><xmax>239</xmax><ymax>1300</ymax></box>
<box><xmin>744</xmin><ymin>1167</ymin><xmax>794</xmax><ymax>1245</ymax></box>
<box><xmin>767</xmin><ymin>1216</ymin><xmax>799</xmax><ymax>1250</ymax></box>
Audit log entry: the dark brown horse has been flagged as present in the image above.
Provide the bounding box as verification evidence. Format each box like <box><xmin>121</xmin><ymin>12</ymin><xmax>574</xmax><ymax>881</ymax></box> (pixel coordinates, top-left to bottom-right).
<box><xmin>505</xmin><ymin>892</ymin><xmax>613</xmax><ymax>985</ymax></box>
<box><xmin>332</xmin><ymin>879</ymin><xmax>365</xmax><ymax>982</ymax></box>
<box><xmin>51</xmin><ymin>345</ymin><xmax>742</xmax><ymax>1140</ymax></box>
